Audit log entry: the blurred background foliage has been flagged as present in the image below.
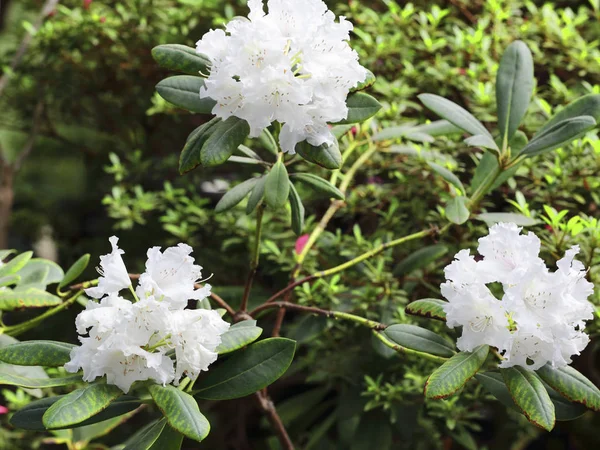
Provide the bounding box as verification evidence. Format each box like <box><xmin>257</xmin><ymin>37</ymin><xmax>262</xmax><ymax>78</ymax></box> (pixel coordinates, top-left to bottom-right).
<box><xmin>1</xmin><ymin>0</ymin><xmax>600</xmax><ymax>449</ymax></box>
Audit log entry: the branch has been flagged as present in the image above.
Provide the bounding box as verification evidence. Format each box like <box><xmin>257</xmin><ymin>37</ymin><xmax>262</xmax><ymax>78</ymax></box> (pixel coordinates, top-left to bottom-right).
<box><xmin>255</xmin><ymin>391</ymin><xmax>295</xmax><ymax>450</ymax></box>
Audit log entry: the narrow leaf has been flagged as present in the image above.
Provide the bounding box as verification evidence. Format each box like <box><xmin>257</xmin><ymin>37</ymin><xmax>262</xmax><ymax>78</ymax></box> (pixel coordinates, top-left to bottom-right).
<box><xmin>59</xmin><ymin>254</ymin><xmax>90</xmax><ymax>288</ymax></box>
<box><xmin>427</xmin><ymin>162</ymin><xmax>464</xmax><ymax>194</ymax></box>
<box><xmin>265</xmin><ymin>159</ymin><xmax>290</xmax><ymax>209</ymax></box>
<box><xmin>425</xmin><ymin>346</ymin><xmax>489</xmax><ymax>399</ymax></box>
<box><xmin>0</xmin><ymin>373</ymin><xmax>82</xmax><ymax>388</ymax></box>
<box><xmin>217</xmin><ymin>320</ymin><xmax>263</xmax><ymax>355</ymax></box>
<box><xmin>215</xmin><ymin>178</ymin><xmax>259</xmax><ymax>213</ymax></box>
<box><xmin>536</xmin><ymin>364</ymin><xmax>600</xmax><ymax>411</ymax></box>
<box><xmin>123</xmin><ymin>418</ymin><xmax>168</xmax><ymax>450</ymax></box>
<box><xmin>149</xmin><ymin>423</ymin><xmax>185</xmax><ymax>450</ymax></box>
<box><xmin>445</xmin><ymin>196</ymin><xmax>469</xmax><ymax>225</ymax></box>
<box><xmin>200</xmin><ymin>117</ymin><xmax>250</xmax><ymax>167</ymax></box>
<box><xmin>179</xmin><ymin>118</ymin><xmax>221</xmax><ymax>173</ymax></box>
<box><xmin>540</xmin><ymin>94</ymin><xmax>600</xmax><ymax>133</ymax></box>
<box><xmin>464</xmin><ymin>134</ymin><xmax>499</xmax><ymax>151</ymax></box>
<box><xmin>155</xmin><ymin>76</ymin><xmax>216</xmax><ymax>113</ymax></box>
<box><xmin>0</xmin><ymin>340</ymin><xmax>75</xmax><ymax>366</ymax></box>
<box><xmin>337</xmin><ymin>92</ymin><xmax>382</xmax><ymax>124</ymax></box>
<box><xmin>383</xmin><ymin>324</ymin><xmax>454</xmax><ymax>357</ymax></box>
<box><xmin>419</xmin><ymin>94</ymin><xmax>491</xmax><ymax>138</ymax></box>
<box><xmin>288</xmin><ymin>183</ymin><xmax>305</xmax><ymax>235</ymax></box>
<box><xmin>405</xmin><ymin>299</ymin><xmax>448</xmax><ymax>322</ymax></box>
<box><xmin>151</xmin><ymin>44</ymin><xmax>210</xmax><ymax>75</ymax></box>
<box><xmin>393</xmin><ymin>244</ymin><xmax>448</xmax><ymax>276</ymax></box>
<box><xmin>290</xmin><ymin>173</ymin><xmax>344</xmax><ymax>200</ymax></box>
<box><xmin>0</xmin><ymin>251</ymin><xmax>33</xmax><ymax>277</ymax></box>
<box><xmin>477</xmin><ymin>212</ymin><xmax>539</xmax><ymax>227</ymax></box>
<box><xmin>295</xmin><ymin>140</ymin><xmax>342</xmax><ymax>170</ymax></box>
<box><xmin>521</xmin><ymin>116</ymin><xmax>596</xmax><ymax>157</ymax></box>
<box><xmin>246</xmin><ymin>175</ymin><xmax>267</xmax><ymax>214</ymax></box>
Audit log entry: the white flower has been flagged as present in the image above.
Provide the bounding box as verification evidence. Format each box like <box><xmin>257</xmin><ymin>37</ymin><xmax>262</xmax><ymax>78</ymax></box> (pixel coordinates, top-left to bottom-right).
<box><xmin>168</xmin><ymin>309</ymin><xmax>230</xmax><ymax>384</ymax></box>
<box><xmin>85</xmin><ymin>236</ymin><xmax>131</xmax><ymax>299</ymax></box>
<box><xmin>195</xmin><ymin>0</ymin><xmax>368</xmax><ymax>153</ymax></box>
<box><xmin>440</xmin><ymin>223</ymin><xmax>595</xmax><ymax>370</ymax></box>
<box><xmin>136</xmin><ymin>244</ymin><xmax>211</xmax><ymax>309</ymax></box>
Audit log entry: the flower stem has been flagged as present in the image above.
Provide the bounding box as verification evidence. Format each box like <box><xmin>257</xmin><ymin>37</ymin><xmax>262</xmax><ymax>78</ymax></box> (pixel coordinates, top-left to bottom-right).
<box><xmin>129</xmin><ymin>284</ymin><xmax>140</xmax><ymax>303</ymax></box>
<box><xmin>467</xmin><ymin>161</ymin><xmax>503</xmax><ymax>210</ymax></box>
<box><xmin>372</xmin><ymin>329</ymin><xmax>448</xmax><ymax>364</ymax></box>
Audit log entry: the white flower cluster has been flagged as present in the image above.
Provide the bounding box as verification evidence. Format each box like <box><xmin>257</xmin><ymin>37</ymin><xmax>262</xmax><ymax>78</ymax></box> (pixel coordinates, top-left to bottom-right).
<box><xmin>195</xmin><ymin>0</ymin><xmax>367</xmax><ymax>153</ymax></box>
<box><xmin>65</xmin><ymin>237</ymin><xmax>230</xmax><ymax>393</ymax></box>
<box><xmin>441</xmin><ymin>223</ymin><xmax>594</xmax><ymax>370</ymax></box>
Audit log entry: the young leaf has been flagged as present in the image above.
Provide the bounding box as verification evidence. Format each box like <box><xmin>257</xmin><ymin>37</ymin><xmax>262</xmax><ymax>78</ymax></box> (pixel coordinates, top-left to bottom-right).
<box><xmin>43</xmin><ymin>384</ymin><xmax>123</xmax><ymax>429</ymax></box>
<box><xmin>179</xmin><ymin>118</ymin><xmax>221</xmax><ymax>173</ymax></box>
<box><xmin>536</xmin><ymin>364</ymin><xmax>600</xmax><ymax>411</ymax></box>
<box><xmin>265</xmin><ymin>159</ymin><xmax>290</xmax><ymax>209</ymax></box>
<box><xmin>496</xmin><ymin>41</ymin><xmax>534</xmax><ymax>143</ymax></box>
<box><xmin>383</xmin><ymin>324</ymin><xmax>454</xmax><ymax>357</ymax></box>
<box><xmin>337</xmin><ymin>92</ymin><xmax>382</xmax><ymax>124</ymax></box>
<box><xmin>217</xmin><ymin>320</ymin><xmax>263</xmax><ymax>355</ymax></box>
<box><xmin>0</xmin><ymin>373</ymin><xmax>82</xmax><ymax>388</ymax></box>
<box><xmin>215</xmin><ymin>178</ymin><xmax>260</xmax><ymax>213</ymax></box>
<box><xmin>246</xmin><ymin>175</ymin><xmax>267</xmax><ymax>214</ymax></box>
<box><xmin>123</xmin><ymin>418</ymin><xmax>168</xmax><ymax>450</ymax></box>
<box><xmin>0</xmin><ymin>251</ymin><xmax>33</xmax><ymax>277</ymax></box>
<box><xmin>405</xmin><ymin>298</ymin><xmax>448</xmax><ymax>322</ymax></box>
<box><xmin>200</xmin><ymin>117</ymin><xmax>250</xmax><ymax>167</ymax></box>
<box><xmin>18</xmin><ymin>259</ymin><xmax>64</xmax><ymax>288</ymax></box>
<box><xmin>393</xmin><ymin>244</ymin><xmax>448</xmax><ymax>276</ymax></box>
<box><xmin>0</xmin><ymin>288</ymin><xmax>62</xmax><ymax>311</ymax></box>
<box><xmin>425</xmin><ymin>345</ymin><xmax>489</xmax><ymax>399</ymax></box>
<box><xmin>539</xmin><ymin>94</ymin><xmax>600</xmax><ymax>133</ymax></box>
<box><xmin>148</xmin><ymin>385</ymin><xmax>210</xmax><ymax>442</ymax></box>
<box><xmin>151</xmin><ymin>44</ymin><xmax>210</xmax><ymax>75</ymax></box>
<box><xmin>295</xmin><ymin>140</ymin><xmax>342</xmax><ymax>169</ymax></box>
<box><xmin>288</xmin><ymin>183</ymin><xmax>305</xmax><ymax>235</ymax></box>
<box><xmin>445</xmin><ymin>196</ymin><xmax>469</xmax><ymax>224</ymax></box>
<box><xmin>290</xmin><ymin>173</ymin><xmax>344</xmax><ymax>200</ymax></box>
<box><xmin>418</xmin><ymin>94</ymin><xmax>492</xmax><ymax>138</ymax></box>
<box><xmin>501</xmin><ymin>366</ymin><xmax>555</xmax><ymax>431</ymax></box>
<box><xmin>59</xmin><ymin>254</ymin><xmax>90</xmax><ymax>288</ymax></box>
<box><xmin>427</xmin><ymin>162</ymin><xmax>465</xmax><ymax>194</ymax></box>
<box><xmin>520</xmin><ymin>116</ymin><xmax>596</xmax><ymax>157</ymax></box>
<box><xmin>194</xmin><ymin>338</ymin><xmax>296</xmax><ymax>400</ymax></box>
<box><xmin>155</xmin><ymin>76</ymin><xmax>216</xmax><ymax>113</ymax></box>
<box><xmin>0</xmin><ymin>340</ymin><xmax>75</xmax><ymax>366</ymax></box>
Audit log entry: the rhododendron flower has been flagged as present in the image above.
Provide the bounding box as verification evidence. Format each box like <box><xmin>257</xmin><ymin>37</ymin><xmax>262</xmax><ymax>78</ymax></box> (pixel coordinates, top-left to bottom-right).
<box><xmin>85</xmin><ymin>236</ymin><xmax>131</xmax><ymax>299</ymax></box>
<box><xmin>195</xmin><ymin>0</ymin><xmax>367</xmax><ymax>153</ymax></box>
<box><xmin>441</xmin><ymin>223</ymin><xmax>594</xmax><ymax>370</ymax></box>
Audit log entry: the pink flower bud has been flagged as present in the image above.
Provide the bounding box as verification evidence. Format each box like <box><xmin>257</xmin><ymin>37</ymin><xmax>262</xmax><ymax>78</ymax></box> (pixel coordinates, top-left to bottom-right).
<box><xmin>83</xmin><ymin>0</ymin><xmax>92</xmax><ymax>10</ymax></box>
<box><xmin>295</xmin><ymin>234</ymin><xmax>310</xmax><ymax>255</ymax></box>
<box><xmin>0</xmin><ymin>405</ymin><xmax>8</xmax><ymax>415</ymax></box>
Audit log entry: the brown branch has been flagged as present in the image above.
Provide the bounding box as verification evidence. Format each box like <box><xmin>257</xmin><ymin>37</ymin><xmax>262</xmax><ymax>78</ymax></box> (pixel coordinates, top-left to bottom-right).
<box><xmin>255</xmin><ymin>391</ymin><xmax>294</xmax><ymax>450</ymax></box>
<box><xmin>263</xmin><ymin>275</ymin><xmax>316</xmax><ymax>305</ymax></box>
<box><xmin>250</xmin><ymin>301</ymin><xmax>337</xmax><ymax>320</ymax></box>
<box><xmin>447</xmin><ymin>0</ymin><xmax>477</xmax><ymax>25</ymax></box>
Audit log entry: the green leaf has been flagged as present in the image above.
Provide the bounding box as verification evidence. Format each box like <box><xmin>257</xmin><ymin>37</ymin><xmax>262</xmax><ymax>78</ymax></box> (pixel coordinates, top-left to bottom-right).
<box><xmin>0</xmin><ymin>251</ymin><xmax>33</xmax><ymax>277</ymax></box>
<box><xmin>0</xmin><ymin>274</ymin><xmax>20</xmax><ymax>287</ymax></box>
<box><xmin>496</xmin><ymin>41</ymin><xmax>534</xmax><ymax>143</ymax></box>
<box><xmin>194</xmin><ymin>338</ymin><xmax>296</xmax><ymax>400</ymax></box>
<box><xmin>393</xmin><ymin>244</ymin><xmax>448</xmax><ymax>276</ymax></box>
<box><xmin>470</xmin><ymin>151</ymin><xmax>520</xmax><ymax>194</ymax></box>
<box><xmin>290</xmin><ymin>173</ymin><xmax>344</xmax><ymax>200</ymax></box>
<box><xmin>155</xmin><ymin>75</ymin><xmax>215</xmax><ymax>113</ymax></box>
<box><xmin>427</xmin><ymin>162</ymin><xmax>464</xmax><ymax>194</ymax></box>
<box><xmin>148</xmin><ymin>423</ymin><xmax>184</xmax><ymax>450</ymax></box>
<box><xmin>405</xmin><ymin>298</ymin><xmax>448</xmax><ymax>322</ymax></box>
<box><xmin>43</xmin><ymin>384</ymin><xmax>123</xmax><ymax>429</ymax></box>
<box><xmin>148</xmin><ymin>385</ymin><xmax>210</xmax><ymax>442</ymax></box>
<box><xmin>477</xmin><ymin>212</ymin><xmax>539</xmax><ymax>227</ymax></box>
<box><xmin>331</xmin><ymin>124</ymin><xmax>354</xmax><ymax>139</ymax></box>
<box><xmin>0</xmin><ymin>372</ymin><xmax>82</xmax><ymax>388</ymax></box>
<box><xmin>0</xmin><ymin>340</ymin><xmax>75</xmax><ymax>366</ymax></box>
<box><xmin>337</xmin><ymin>92</ymin><xmax>382</xmax><ymax>124</ymax></box>
<box><xmin>413</xmin><ymin>120</ymin><xmax>463</xmax><ymax>137</ymax></box>
<box><xmin>544</xmin><ymin>381</ymin><xmax>588</xmax><ymax>421</ymax></box>
<box><xmin>288</xmin><ymin>183</ymin><xmax>305</xmax><ymax>235</ymax></box>
<box><xmin>419</xmin><ymin>94</ymin><xmax>492</xmax><ymax>138</ymax></box>
<box><xmin>510</xmin><ymin>130</ymin><xmax>529</xmax><ymax>154</ymax></box>
<box><xmin>11</xmin><ymin>396</ymin><xmax>60</xmax><ymax>431</ymax></box>
<box><xmin>445</xmin><ymin>196</ymin><xmax>469</xmax><ymax>224</ymax></box>
<box><xmin>246</xmin><ymin>175</ymin><xmax>267</xmax><ymax>214</ymax></box>
<box><xmin>0</xmin><ymin>288</ymin><xmax>62</xmax><ymax>310</ymax></box>
<box><xmin>350</xmin><ymin>411</ymin><xmax>392</xmax><ymax>450</ymax></box>
<box><xmin>17</xmin><ymin>259</ymin><xmax>64</xmax><ymax>289</ymax></box>
<box><xmin>151</xmin><ymin>44</ymin><xmax>210</xmax><ymax>75</ymax></box>
<box><xmin>123</xmin><ymin>418</ymin><xmax>168</xmax><ymax>450</ymax></box>
<box><xmin>178</xmin><ymin>118</ymin><xmax>221</xmax><ymax>173</ymax></box>
<box><xmin>295</xmin><ymin>140</ymin><xmax>342</xmax><ymax>170</ymax></box>
<box><xmin>215</xmin><ymin>178</ymin><xmax>259</xmax><ymax>213</ymax></box>
<box><xmin>200</xmin><ymin>117</ymin><xmax>250</xmax><ymax>167</ymax></box>
<box><xmin>520</xmin><ymin>116</ymin><xmax>596</xmax><ymax>157</ymax></box>
<box><xmin>536</xmin><ymin>364</ymin><xmax>600</xmax><ymax>411</ymax></box>
<box><xmin>464</xmin><ymin>134</ymin><xmax>500</xmax><ymax>151</ymax></box>
<box><xmin>425</xmin><ymin>346</ymin><xmax>489</xmax><ymax>399</ymax></box>
<box><xmin>59</xmin><ymin>254</ymin><xmax>90</xmax><ymax>289</ymax></box>
<box><xmin>475</xmin><ymin>371</ymin><xmax>520</xmax><ymax>411</ymax></box>
<box><xmin>265</xmin><ymin>159</ymin><xmax>290</xmax><ymax>210</ymax></box>
<box><xmin>0</xmin><ymin>249</ymin><xmax>16</xmax><ymax>260</ymax></box>
<box><xmin>383</xmin><ymin>324</ymin><xmax>454</xmax><ymax>357</ymax></box>
<box><xmin>71</xmin><ymin>406</ymin><xmax>140</xmax><ymax>446</ymax></box>
<box><xmin>350</xmin><ymin>69</ymin><xmax>376</xmax><ymax>92</ymax></box>
<box><xmin>540</xmin><ymin>94</ymin><xmax>600</xmax><ymax>133</ymax></box>
<box><xmin>501</xmin><ymin>366</ymin><xmax>555</xmax><ymax>431</ymax></box>
<box><xmin>217</xmin><ymin>320</ymin><xmax>263</xmax><ymax>355</ymax></box>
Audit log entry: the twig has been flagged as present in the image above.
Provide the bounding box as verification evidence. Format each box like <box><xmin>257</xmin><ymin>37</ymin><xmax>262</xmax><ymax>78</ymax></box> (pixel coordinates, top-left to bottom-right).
<box><xmin>255</xmin><ymin>391</ymin><xmax>295</xmax><ymax>450</ymax></box>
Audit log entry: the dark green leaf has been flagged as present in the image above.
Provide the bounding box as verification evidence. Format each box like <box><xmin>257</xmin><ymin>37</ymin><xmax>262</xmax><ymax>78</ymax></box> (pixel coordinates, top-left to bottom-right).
<box><xmin>496</xmin><ymin>41</ymin><xmax>534</xmax><ymax>143</ymax></box>
<box><xmin>540</xmin><ymin>94</ymin><xmax>600</xmax><ymax>133</ymax></box>
<box><xmin>179</xmin><ymin>118</ymin><xmax>221</xmax><ymax>173</ymax></box>
<box><xmin>350</xmin><ymin>411</ymin><xmax>392</xmax><ymax>450</ymax></box>
<box><xmin>149</xmin><ymin>385</ymin><xmax>210</xmax><ymax>442</ymax></box>
<box><xmin>521</xmin><ymin>116</ymin><xmax>596</xmax><ymax>157</ymax></box>
<box><xmin>59</xmin><ymin>254</ymin><xmax>90</xmax><ymax>288</ymax></box>
<box><xmin>475</xmin><ymin>371</ymin><xmax>520</xmax><ymax>411</ymax></box>
<box><xmin>419</xmin><ymin>94</ymin><xmax>491</xmax><ymax>138</ymax></box>
<box><xmin>393</xmin><ymin>244</ymin><xmax>448</xmax><ymax>276</ymax></box>
<box><xmin>351</xmin><ymin>69</ymin><xmax>376</xmax><ymax>92</ymax></box>
<box><xmin>43</xmin><ymin>384</ymin><xmax>123</xmax><ymax>429</ymax></box>
<box><xmin>502</xmin><ymin>366</ymin><xmax>555</xmax><ymax>431</ymax></box>
<box><xmin>155</xmin><ymin>76</ymin><xmax>216</xmax><ymax>113</ymax></box>
<box><xmin>265</xmin><ymin>159</ymin><xmax>290</xmax><ymax>209</ymax></box>
<box><xmin>0</xmin><ymin>251</ymin><xmax>33</xmax><ymax>277</ymax></box>
<box><xmin>331</xmin><ymin>124</ymin><xmax>354</xmax><ymax>139</ymax></box>
<box><xmin>200</xmin><ymin>117</ymin><xmax>250</xmax><ymax>167</ymax></box>
<box><xmin>151</xmin><ymin>44</ymin><xmax>210</xmax><ymax>75</ymax></box>
<box><xmin>427</xmin><ymin>162</ymin><xmax>464</xmax><ymax>194</ymax></box>
<box><xmin>536</xmin><ymin>364</ymin><xmax>600</xmax><ymax>411</ymax></box>
<box><xmin>383</xmin><ymin>324</ymin><xmax>454</xmax><ymax>357</ymax></box>
<box><xmin>215</xmin><ymin>178</ymin><xmax>259</xmax><ymax>213</ymax></box>
<box><xmin>470</xmin><ymin>151</ymin><xmax>520</xmax><ymax>194</ymax></box>
<box><xmin>337</xmin><ymin>92</ymin><xmax>382</xmax><ymax>124</ymax></box>
<box><xmin>194</xmin><ymin>338</ymin><xmax>296</xmax><ymax>400</ymax></box>
<box><xmin>295</xmin><ymin>140</ymin><xmax>342</xmax><ymax>170</ymax></box>
<box><xmin>123</xmin><ymin>418</ymin><xmax>168</xmax><ymax>450</ymax></box>
<box><xmin>217</xmin><ymin>320</ymin><xmax>263</xmax><ymax>355</ymax></box>
<box><xmin>0</xmin><ymin>288</ymin><xmax>62</xmax><ymax>310</ymax></box>
<box><xmin>445</xmin><ymin>196</ymin><xmax>469</xmax><ymax>224</ymax></box>
<box><xmin>149</xmin><ymin>423</ymin><xmax>184</xmax><ymax>450</ymax></box>
<box><xmin>0</xmin><ymin>340</ymin><xmax>75</xmax><ymax>366</ymax></box>
<box><xmin>0</xmin><ymin>372</ymin><xmax>82</xmax><ymax>388</ymax></box>
<box><xmin>425</xmin><ymin>346</ymin><xmax>489</xmax><ymax>399</ymax></box>
<box><xmin>10</xmin><ymin>396</ymin><xmax>60</xmax><ymax>431</ymax></box>
<box><xmin>288</xmin><ymin>183</ymin><xmax>305</xmax><ymax>235</ymax></box>
<box><xmin>544</xmin><ymin>381</ymin><xmax>588</xmax><ymax>421</ymax></box>
<box><xmin>290</xmin><ymin>173</ymin><xmax>344</xmax><ymax>200</ymax></box>
<box><xmin>405</xmin><ymin>298</ymin><xmax>448</xmax><ymax>322</ymax></box>
<box><xmin>246</xmin><ymin>175</ymin><xmax>267</xmax><ymax>214</ymax></box>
